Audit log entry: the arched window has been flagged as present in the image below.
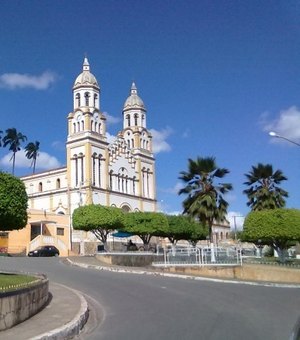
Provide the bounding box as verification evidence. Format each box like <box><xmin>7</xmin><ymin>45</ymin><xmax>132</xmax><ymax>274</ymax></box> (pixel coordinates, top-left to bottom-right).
<box><xmin>91</xmin><ymin>120</ymin><xmax>94</xmax><ymax>131</ymax></box>
<box><xmin>76</xmin><ymin>93</ymin><xmax>80</xmax><ymax>107</ymax></box>
<box><xmin>131</xmin><ymin>138</ymin><xmax>134</xmax><ymax>148</ymax></box>
<box><xmin>134</xmin><ymin>114</ymin><xmax>138</xmax><ymax>126</ymax></box>
<box><xmin>73</xmin><ymin>123</ymin><xmax>76</xmax><ymax>133</ymax></box>
<box><xmin>84</xmin><ymin>92</ymin><xmax>90</xmax><ymax>106</ymax></box>
<box><xmin>94</xmin><ymin>94</ymin><xmax>98</xmax><ymax>107</ymax></box>
<box><xmin>109</xmin><ymin>171</ymin><xmax>113</xmax><ymax>190</ymax></box>
<box><xmin>127</xmin><ymin>140</ymin><xmax>130</xmax><ymax>148</ymax></box>
<box><xmin>126</xmin><ymin>114</ymin><xmax>130</xmax><ymax>127</ymax></box>
<box><xmin>77</xmin><ymin>122</ymin><xmax>80</xmax><ymax>131</ymax></box>
<box><xmin>92</xmin><ymin>154</ymin><xmax>96</xmax><ymax>185</ymax></box>
<box><xmin>56</xmin><ymin>178</ymin><xmax>61</xmax><ymax>189</ymax></box>
<box><xmin>39</xmin><ymin>182</ymin><xmax>43</xmax><ymax>192</ymax></box>
<box><xmin>81</xmin><ymin>121</ymin><xmax>84</xmax><ymax>130</ymax></box>
<box><xmin>133</xmin><ymin>176</ymin><xmax>136</xmax><ymax>195</ymax></box>
<box><xmin>142</xmin><ymin>114</ymin><xmax>145</xmax><ymax>126</ymax></box>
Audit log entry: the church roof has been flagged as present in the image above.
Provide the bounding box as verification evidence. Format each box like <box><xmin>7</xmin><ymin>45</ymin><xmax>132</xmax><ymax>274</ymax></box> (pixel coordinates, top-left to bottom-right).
<box><xmin>123</xmin><ymin>82</ymin><xmax>145</xmax><ymax>111</ymax></box>
<box><xmin>73</xmin><ymin>57</ymin><xmax>99</xmax><ymax>89</ymax></box>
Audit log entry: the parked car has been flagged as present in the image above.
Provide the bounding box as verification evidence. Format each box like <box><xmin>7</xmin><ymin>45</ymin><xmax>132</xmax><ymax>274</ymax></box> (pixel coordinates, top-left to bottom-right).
<box><xmin>28</xmin><ymin>245</ymin><xmax>60</xmax><ymax>257</ymax></box>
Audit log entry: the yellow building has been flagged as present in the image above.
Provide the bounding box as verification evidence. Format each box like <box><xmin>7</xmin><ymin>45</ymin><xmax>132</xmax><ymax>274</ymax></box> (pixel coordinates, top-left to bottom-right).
<box><xmin>17</xmin><ymin>58</ymin><xmax>156</xmax><ymax>255</ymax></box>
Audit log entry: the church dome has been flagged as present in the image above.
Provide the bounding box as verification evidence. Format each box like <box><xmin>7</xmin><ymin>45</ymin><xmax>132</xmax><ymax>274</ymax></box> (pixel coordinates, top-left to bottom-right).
<box><xmin>123</xmin><ymin>82</ymin><xmax>145</xmax><ymax>111</ymax></box>
<box><xmin>73</xmin><ymin>57</ymin><xmax>99</xmax><ymax>89</ymax></box>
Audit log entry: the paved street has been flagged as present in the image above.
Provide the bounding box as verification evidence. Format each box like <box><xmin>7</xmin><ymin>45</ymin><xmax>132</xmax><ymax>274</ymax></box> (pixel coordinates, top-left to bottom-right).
<box><xmin>0</xmin><ymin>257</ymin><xmax>299</xmax><ymax>340</ymax></box>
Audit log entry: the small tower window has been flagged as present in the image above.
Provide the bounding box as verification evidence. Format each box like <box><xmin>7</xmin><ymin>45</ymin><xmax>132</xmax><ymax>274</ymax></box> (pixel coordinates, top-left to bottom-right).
<box><xmin>134</xmin><ymin>114</ymin><xmax>138</xmax><ymax>126</ymax></box>
<box><xmin>94</xmin><ymin>94</ymin><xmax>98</xmax><ymax>107</ymax></box>
<box><xmin>56</xmin><ymin>178</ymin><xmax>61</xmax><ymax>189</ymax></box>
<box><xmin>39</xmin><ymin>182</ymin><xmax>43</xmax><ymax>192</ymax></box>
<box><xmin>126</xmin><ymin>114</ymin><xmax>130</xmax><ymax>127</ymax></box>
<box><xmin>73</xmin><ymin>123</ymin><xmax>76</xmax><ymax>133</ymax></box>
<box><xmin>85</xmin><ymin>92</ymin><xmax>90</xmax><ymax>106</ymax></box>
<box><xmin>76</xmin><ymin>93</ymin><xmax>81</xmax><ymax>107</ymax></box>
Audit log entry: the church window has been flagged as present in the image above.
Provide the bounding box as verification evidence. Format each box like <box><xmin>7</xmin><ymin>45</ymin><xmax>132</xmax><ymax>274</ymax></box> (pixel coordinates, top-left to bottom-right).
<box><xmin>81</xmin><ymin>121</ymin><xmax>84</xmax><ymax>130</ymax></box>
<box><xmin>75</xmin><ymin>156</ymin><xmax>78</xmax><ymax>186</ymax></box>
<box><xmin>94</xmin><ymin>94</ymin><xmax>98</xmax><ymax>107</ymax></box>
<box><xmin>76</xmin><ymin>93</ymin><xmax>80</xmax><ymax>107</ymax></box>
<box><xmin>126</xmin><ymin>114</ymin><xmax>130</xmax><ymax>127</ymax></box>
<box><xmin>142</xmin><ymin>114</ymin><xmax>145</xmax><ymax>126</ymax></box>
<box><xmin>77</xmin><ymin>122</ymin><xmax>80</xmax><ymax>131</ymax></box>
<box><xmin>133</xmin><ymin>177</ymin><xmax>136</xmax><ymax>195</ymax></box>
<box><xmin>92</xmin><ymin>155</ymin><xmax>96</xmax><ymax>185</ymax></box>
<box><xmin>56</xmin><ymin>178</ymin><xmax>61</xmax><ymax>189</ymax></box>
<box><xmin>73</xmin><ymin>123</ymin><xmax>76</xmax><ymax>133</ymax></box>
<box><xmin>84</xmin><ymin>92</ymin><xmax>90</xmax><ymax>106</ymax></box>
<box><xmin>80</xmin><ymin>156</ymin><xmax>84</xmax><ymax>184</ymax></box>
<box><xmin>125</xmin><ymin>176</ymin><xmax>128</xmax><ymax>193</ymax></box>
<box><xmin>127</xmin><ymin>140</ymin><xmax>130</xmax><ymax>148</ymax></box>
<box><xmin>132</xmin><ymin>138</ymin><xmax>134</xmax><ymax>148</ymax></box>
<box><xmin>98</xmin><ymin>157</ymin><xmax>102</xmax><ymax>187</ymax></box>
<box><xmin>91</xmin><ymin>120</ymin><xmax>93</xmax><ymax>131</ymax></box>
<box><xmin>134</xmin><ymin>114</ymin><xmax>138</xmax><ymax>126</ymax></box>
<box><xmin>39</xmin><ymin>182</ymin><xmax>43</xmax><ymax>192</ymax></box>
<box><xmin>109</xmin><ymin>171</ymin><xmax>113</xmax><ymax>190</ymax></box>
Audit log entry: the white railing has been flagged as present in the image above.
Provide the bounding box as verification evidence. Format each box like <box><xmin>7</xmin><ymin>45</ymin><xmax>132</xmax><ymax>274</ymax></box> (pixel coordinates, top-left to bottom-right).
<box><xmin>153</xmin><ymin>246</ymin><xmax>242</xmax><ymax>267</ymax></box>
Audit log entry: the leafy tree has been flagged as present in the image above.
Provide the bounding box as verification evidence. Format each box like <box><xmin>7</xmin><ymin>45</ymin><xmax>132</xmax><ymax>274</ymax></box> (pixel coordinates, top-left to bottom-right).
<box><xmin>179</xmin><ymin>156</ymin><xmax>232</xmax><ymax>242</ymax></box>
<box><xmin>159</xmin><ymin>214</ymin><xmax>208</xmax><ymax>245</ymax></box>
<box><xmin>25</xmin><ymin>141</ymin><xmax>40</xmax><ymax>174</ymax></box>
<box><xmin>72</xmin><ymin>204</ymin><xmax>125</xmax><ymax>246</ymax></box>
<box><xmin>2</xmin><ymin>128</ymin><xmax>27</xmax><ymax>175</ymax></box>
<box><xmin>124</xmin><ymin>211</ymin><xmax>168</xmax><ymax>247</ymax></box>
<box><xmin>243</xmin><ymin>163</ymin><xmax>288</xmax><ymax>211</ymax></box>
<box><xmin>0</xmin><ymin>172</ymin><xmax>28</xmax><ymax>230</ymax></box>
<box><xmin>243</xmin><ymin>209</ymin><xmax>300</xmax><ymax>262</ymax></box>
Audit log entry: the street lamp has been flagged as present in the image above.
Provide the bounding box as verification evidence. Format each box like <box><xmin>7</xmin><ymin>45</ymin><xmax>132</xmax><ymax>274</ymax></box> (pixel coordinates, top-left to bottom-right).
<box><xmin>269</xmin><ymin>131</ymin><xmax>300</xmax><ymax>147</ymax></box>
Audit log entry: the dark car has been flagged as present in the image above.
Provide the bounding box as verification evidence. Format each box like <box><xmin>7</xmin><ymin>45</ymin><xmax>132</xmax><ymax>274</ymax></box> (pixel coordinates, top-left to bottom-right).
<box><xmin>28</xmin><ymin>245</ymin><xmax>60</xmax><ymax>257</ymax></box>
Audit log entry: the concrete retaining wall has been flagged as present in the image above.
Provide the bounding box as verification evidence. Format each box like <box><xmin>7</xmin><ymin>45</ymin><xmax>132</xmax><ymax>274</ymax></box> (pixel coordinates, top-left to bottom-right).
<box><xmin>163</xmin><ymin>264</ymin><xmax>300</xmax><ymax>284</ymax></box>
<box><xmin>0</xmin><ymin>276</ymin><xmax>49</xmax><ymax>330</ymax></box>
<box><xmin>96</xmin><ymin>253</ymin><xmax>164</xmax><ymax>267</ymax></box>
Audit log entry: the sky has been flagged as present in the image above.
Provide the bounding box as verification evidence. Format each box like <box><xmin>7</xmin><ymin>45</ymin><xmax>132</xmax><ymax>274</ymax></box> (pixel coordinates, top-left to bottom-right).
<box><xmin>1</xmin><ymin>0</ymin><xmax>300</xmax><ymax>230</ymax></box>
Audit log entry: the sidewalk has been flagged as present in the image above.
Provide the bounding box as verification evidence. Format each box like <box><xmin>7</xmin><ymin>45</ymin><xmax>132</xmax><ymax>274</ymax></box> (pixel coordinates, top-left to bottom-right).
<box><xmin>0</xmin><ymin>282</ymin><xmax>88</xmax><ymax>340</ymax></box>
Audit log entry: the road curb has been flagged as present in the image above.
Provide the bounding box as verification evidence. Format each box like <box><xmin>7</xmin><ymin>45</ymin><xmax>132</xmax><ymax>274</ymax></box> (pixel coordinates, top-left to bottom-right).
<box><xmin>31</xmin><ymin>283</ymin><xmax>89</xmax><ymax>340</ymax></box>
<box><xmin>66</xmin><ymin>258</ymin><xmax>300</xmax><ymax>289</ymax></box>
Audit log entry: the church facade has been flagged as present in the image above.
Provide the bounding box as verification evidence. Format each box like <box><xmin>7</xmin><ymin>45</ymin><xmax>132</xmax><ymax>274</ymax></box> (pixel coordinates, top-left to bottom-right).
<box><xmin>20</xmin><ymin>58</ymin><xmax>157</xmax><ymax>251</ymax></box>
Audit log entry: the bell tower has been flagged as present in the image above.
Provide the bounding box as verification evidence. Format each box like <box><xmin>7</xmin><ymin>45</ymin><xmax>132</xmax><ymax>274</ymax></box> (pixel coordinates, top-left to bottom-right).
<box><xmin>66</xmin><ymin>58</ymin><xmax>108</xmax><ymax>200</ymax></box>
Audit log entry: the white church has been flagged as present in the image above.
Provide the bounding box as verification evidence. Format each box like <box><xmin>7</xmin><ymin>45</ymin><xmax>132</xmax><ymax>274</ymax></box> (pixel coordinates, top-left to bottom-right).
<box><xmin>20</xmin><ymin>58</ymin><xmax>157</xmax><ymax>250</ymax></box>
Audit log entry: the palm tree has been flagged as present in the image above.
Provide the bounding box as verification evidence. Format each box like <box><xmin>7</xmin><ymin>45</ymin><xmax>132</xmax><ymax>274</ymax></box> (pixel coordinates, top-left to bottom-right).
<box><xmin>2</xmin><ymin>128</ymin><xmax>27</xmax><ymax>174</ymax></box>
<box><xmin>243</xmin><ymin>163</ymin><xmax>288</xmax><ymax>211</ymax></box>
<box><xmin>25</xmin><ymin>141</ymin><xmax>40</xmax><ymax>174</ymax></box>
<box><xmin>178</xmin><ymin>156</ymin><xmax>233</xmax><ymax>242</ymax></box>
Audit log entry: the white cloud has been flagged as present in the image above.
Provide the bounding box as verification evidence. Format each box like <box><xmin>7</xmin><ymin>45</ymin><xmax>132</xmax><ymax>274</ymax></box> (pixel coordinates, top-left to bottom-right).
<box><xmin>0</xmin><ymin>71</ymin><xmax>57</xmax><ymax>90</ymax></box>
<box><xmin>51</xmin><ymin>140</ymin><xmax>65</xmax><ymax>151</ymax></box>
<box><xmin>262</xmin><ymin>106</ymin><xmax>300</xmax><ymax>144</ymax></box>
<box><xmin>106</xmin><ymin>132</ymin><xmax>117</xmax><ymax>144</ymax></box>
<box><xmin>0</xmin><ymin>149</ymin><xmax>61</xmax><ymax>170</ymax></box>
<box><xmin>226</xmin><ymin>212</ymin><xmax>245</xmax><ymax>231</ymax></box>
<box><xmin>104</xmin><ymin>112</ymin><xmax>121</xmax><ymax>125</ymax></box>
<box><xmin>160</xmin><ymin>182</ymin><xmax>183</xmax><ymax>195</ymax></box>
<box><xmin>150</xmin><ymin>127</ymin><xmax>173</xmax><ymax>153</ymax></box>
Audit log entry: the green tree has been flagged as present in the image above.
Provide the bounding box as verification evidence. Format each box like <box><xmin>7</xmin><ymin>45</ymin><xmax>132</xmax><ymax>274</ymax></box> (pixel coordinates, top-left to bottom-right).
<box><xmin>2</xmin><ymin>128</ymin><xmax>27</xmax><ymax>175</ymax></box>
<box><xmin>25</xmin><ymin>141</ymin><xmax>40</xmax><ymax>174</ymax></box>
<box><xmin>0</xmin><ymin>172</ymin><xmax>28</xmax><ymax>230</ymax></box>
<box><xmin>179</xmin><ymin>156</ymin><xmax>232</xmax><ymax>242</ymax></box>
<box><xmin>159</xmin><ymin>215</ymin><xmax>208</xmax><ymax>245</ymax></box>
<box><xmin>124</xmin><ymin>211</ymin><xmax>168</xmax><ymax>247</ymax></box>
<box><xmin>243</xmin><ymin>163</ymin><xmax>288</xmax><ymax>211</ymax></box>
<box><xmin>72</xmin><ymin>204</ymin><xmax>125</xmax><ymax>246</ymax></box>
<box><xmin>243</xmin><ymin>209</ymin><xmax>300</xmax><ymax>262</ymax></box>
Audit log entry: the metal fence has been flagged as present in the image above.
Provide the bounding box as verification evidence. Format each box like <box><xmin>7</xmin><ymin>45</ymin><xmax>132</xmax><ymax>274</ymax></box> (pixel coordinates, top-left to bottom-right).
<box><xmin>153</xmin><ymin>246</ymin><xmax>242</xmax><ymax>267</ymax></box>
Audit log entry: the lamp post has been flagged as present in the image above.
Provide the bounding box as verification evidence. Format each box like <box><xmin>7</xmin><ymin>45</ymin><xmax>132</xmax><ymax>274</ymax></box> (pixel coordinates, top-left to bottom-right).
<box><xmin>269</xmin><ymin>131</ymin><xmax>300</xmax><ymax>147</ymax></box>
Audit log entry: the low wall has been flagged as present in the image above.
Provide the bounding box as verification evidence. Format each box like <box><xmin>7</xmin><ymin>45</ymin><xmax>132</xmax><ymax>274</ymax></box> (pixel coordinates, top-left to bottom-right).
<box><xmin>162</xmin><ymin>264</ymin><xmax>300</xmax><ymax>284</ymax></box>
<box><xmin>96</xmin><ymin>253</ymin><xmax>164</xmax><ymax>267</ymax></box>
<box><xmin>0</xmin><ymin>275</ymin><xmax>49</xmax><ymax>330</ymax></box>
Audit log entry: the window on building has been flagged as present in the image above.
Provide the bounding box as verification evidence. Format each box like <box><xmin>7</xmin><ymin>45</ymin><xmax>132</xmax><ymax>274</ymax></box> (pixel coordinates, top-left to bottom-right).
<box><xmin>134</xmin><ymin>114</ymin><xmax>138</xmax><ymax>126</ymax></box>
<box><xmin>85</xmin><ymin>92</ymin><xmax>90</xmax><ymax>106</ymax></box>
<box><xmin>76</xmin><ymin>93</ymin><xmax>80</xmax><ymax>107</ymax></box>
<box><xmin>126</xmin><ymin>114</ymin><xmax>130</xmax><ymax>127</ymax></box>
<box><xmin>56</xmin><ymin>178</ymin><xmax>61</xmax><ymax>189</ymax></box>
<box><xmin>38</xmin><ymin>182</ymin><xmax>43</xmax><ymax>192</ymax></box>
<box><xmin>94</xmin><ymin>94</ymin><xmax>98</xmax><ymax>107</ymax></box>
<box><xmin>57</xmin><ymin>228</ymin><xmax>64</xmax><ymax>236</ymax></box>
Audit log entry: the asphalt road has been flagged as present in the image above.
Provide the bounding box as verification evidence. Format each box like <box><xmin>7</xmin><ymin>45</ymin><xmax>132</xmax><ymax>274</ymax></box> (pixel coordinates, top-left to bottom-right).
<box><xmin>0</xmin><ymin>257</ymin><xmax>299</xmax><ymax>340</ymax></box>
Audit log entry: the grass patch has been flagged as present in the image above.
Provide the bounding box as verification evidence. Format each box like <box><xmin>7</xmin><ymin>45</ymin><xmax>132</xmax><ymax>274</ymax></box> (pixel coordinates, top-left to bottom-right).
<box><xmin>0</xmin><ymin>273</ymin><xmax>38</xmax><ymax>292</ymax></box>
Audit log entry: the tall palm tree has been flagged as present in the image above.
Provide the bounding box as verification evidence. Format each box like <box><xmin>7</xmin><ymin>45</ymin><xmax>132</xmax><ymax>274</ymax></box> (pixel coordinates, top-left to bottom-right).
<box><xmin>2</xmin><ymin>128</ymin><xmax>27</xmax><ymax>174</ymax></box>
<box><xmin>25</xmin><ymin>141</ymin><xmax>40</xmax><ymax>174</ymax></box>
<box><xmin>178</xmin><ymin>156</ymin><xmax>233</xmax><ymax>242</ymax></box>
<box><xmin>243</xmin><ymin>163</ymin><xmax>288</xmax><ymax>211</ymax></box>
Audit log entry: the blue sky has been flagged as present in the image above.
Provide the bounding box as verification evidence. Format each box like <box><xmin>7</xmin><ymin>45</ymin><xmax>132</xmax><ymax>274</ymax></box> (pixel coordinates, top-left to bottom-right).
<box><xmin>1</xmin><ymin>0</ymin><xmax>300</xmax><ymax>229</ymax></box>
